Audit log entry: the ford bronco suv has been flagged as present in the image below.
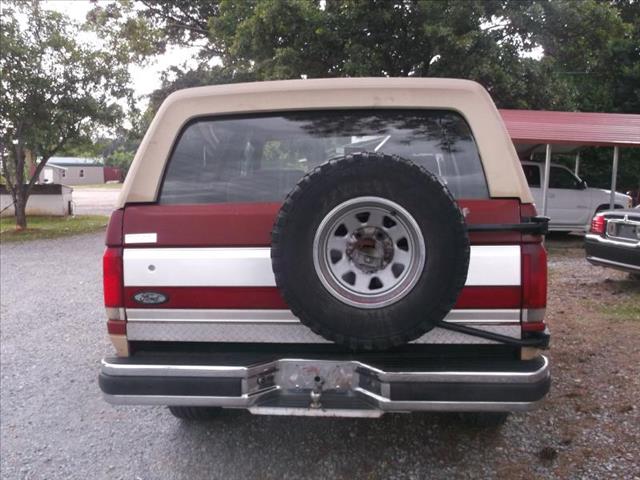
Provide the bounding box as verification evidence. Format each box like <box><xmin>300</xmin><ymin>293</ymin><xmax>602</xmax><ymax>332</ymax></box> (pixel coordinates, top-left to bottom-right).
<box><xmin>99</xmin><ymin>78</ymin><xmax>550</xmax><ymax>421</ymax></box>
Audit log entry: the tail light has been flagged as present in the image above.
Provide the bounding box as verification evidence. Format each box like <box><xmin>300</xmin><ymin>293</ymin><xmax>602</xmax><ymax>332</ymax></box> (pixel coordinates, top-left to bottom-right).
<box><xmin>590</xmin><ymin>214</ymin><xmax>606</xmax><ymax>235</ymax></box>
<box><xmin>521</xmin><ymin>244</ymin><xmax>547</xmax><ymax>332</ymax></box>
<box><xmin>103</xmin><ymin>209</ymin><xmax>126</xmax><ymax>335</ymax></box>
<box><xmin>103</xmin><ymin>247</ymin><xmax>126</xmax><ymax>334</ymax></box>
<box><xmin>103</xmin><ymin>247</ymin><xmax>123</xmax><ymax>307</ymax></box>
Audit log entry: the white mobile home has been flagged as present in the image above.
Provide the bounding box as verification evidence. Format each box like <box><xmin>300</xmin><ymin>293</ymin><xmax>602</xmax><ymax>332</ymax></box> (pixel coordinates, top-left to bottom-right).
<box><xmin>40</xmin><ymin>157</ymin><xmax>105</xmax><ymax>185</ymax></box>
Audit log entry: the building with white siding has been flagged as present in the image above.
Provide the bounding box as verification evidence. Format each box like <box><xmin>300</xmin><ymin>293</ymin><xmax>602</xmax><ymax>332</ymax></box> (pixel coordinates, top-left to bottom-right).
<box><xmin>40</xmin><ymin>157</ymin><xmax>105</xmax><ymax>185</ymax></box>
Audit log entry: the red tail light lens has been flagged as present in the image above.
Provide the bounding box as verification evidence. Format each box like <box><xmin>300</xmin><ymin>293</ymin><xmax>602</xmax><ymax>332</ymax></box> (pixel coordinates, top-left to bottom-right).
<box><xmin>522</xmin><ymin>244</ymin><xmax>547</xmax><ymax>309</ymax></box>
<box><xmin>522</xmin><ymin>243</ymin><xmax>547</xmax><ymax>332</ymax></box>
<box><xmin>590</xmin><ymin>214</ymin><xmax>606</xmax><ymax>235</ymax></box>
<box><xmin>103</xmin><ymin>247</ymin><xmax>124</xmax><ymax>307</ymax></box>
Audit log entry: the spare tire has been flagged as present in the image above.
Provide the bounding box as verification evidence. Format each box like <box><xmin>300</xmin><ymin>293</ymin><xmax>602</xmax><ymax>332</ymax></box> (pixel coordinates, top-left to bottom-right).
<box><xmin>271</xmin><ymin>153</ymin><xmax>469</xmax><ymax>350</ymax></box>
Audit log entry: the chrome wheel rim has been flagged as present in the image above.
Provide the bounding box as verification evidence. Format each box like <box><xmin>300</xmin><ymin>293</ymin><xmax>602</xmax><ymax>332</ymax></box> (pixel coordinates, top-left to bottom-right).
<box><xmin>313</xmin><ymin>196</ymin><xmax>426</xmax><ymax>309</ymax></box>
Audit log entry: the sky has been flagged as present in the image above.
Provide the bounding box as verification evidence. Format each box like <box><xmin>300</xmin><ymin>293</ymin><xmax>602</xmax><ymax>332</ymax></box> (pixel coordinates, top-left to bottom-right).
<box><xmin>43</xmin><ymin>0</ymin><xmax>201</xmax><ymax>106</ymax></box>
<box><xmin>43</xmin><ymin>1</ymin><xmax>543</xmax><ymax>106</ymax></box>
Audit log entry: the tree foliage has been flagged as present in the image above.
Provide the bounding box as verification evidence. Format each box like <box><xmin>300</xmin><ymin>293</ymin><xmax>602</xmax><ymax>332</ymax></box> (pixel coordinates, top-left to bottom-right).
<box><xmin>84</xmin><ymin>0</ymin><xmax>640</xmax><ymax>191</ymax></box>
<box><xmin>88</xmin><ymin>0</ymin><xmax>639</xmax><ymax>113</ymax></box>
<box><xmin>0</xmin><ymin>1</ymin><xmax>132</xmax><ymax>228</ymax></box>
<box><xmin>501</xmin><ymin>0</ymin><xmax>640</xmax><ymax>113</ymax></box>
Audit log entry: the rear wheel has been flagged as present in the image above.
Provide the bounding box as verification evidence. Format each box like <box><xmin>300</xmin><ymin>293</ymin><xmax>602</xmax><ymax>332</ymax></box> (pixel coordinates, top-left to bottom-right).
<box><xmin>168</xmin><ymin>406</ymin><xmax>223</xmax><ymax>420</ymax></box>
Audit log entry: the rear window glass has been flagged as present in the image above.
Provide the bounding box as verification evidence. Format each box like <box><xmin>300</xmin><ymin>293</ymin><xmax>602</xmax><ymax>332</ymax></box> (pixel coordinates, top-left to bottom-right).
<box><xmin>159</xmin><ymin>110</ymin><xmax>488</xmax><ymax>204</ymax></box>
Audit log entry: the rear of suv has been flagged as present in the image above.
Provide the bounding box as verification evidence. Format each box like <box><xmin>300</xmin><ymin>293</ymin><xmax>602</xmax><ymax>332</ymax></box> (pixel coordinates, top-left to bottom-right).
<box><xmin>99</xmin><ymin>78</ymin><xmax>550</xmax><ymax>420</ymax></box>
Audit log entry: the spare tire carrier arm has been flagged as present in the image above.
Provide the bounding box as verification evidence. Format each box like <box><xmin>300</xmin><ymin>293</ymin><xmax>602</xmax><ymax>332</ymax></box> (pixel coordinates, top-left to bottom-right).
<box><xmin>437</xmin><ymin>216</ymin><xmax>551</xmax><ymax>348</ymax></box>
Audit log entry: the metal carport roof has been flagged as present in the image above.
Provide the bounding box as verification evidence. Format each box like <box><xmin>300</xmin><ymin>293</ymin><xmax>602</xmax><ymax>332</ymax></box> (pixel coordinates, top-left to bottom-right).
<box><xmin>499</xmin><ymin>109</ymin><xmax>640</xmax><ymax>147</ymax></box>
<box><xmin>498</xmin><ymin>109</ymin><xmax>640</xmax><ymax>214</ymax></box>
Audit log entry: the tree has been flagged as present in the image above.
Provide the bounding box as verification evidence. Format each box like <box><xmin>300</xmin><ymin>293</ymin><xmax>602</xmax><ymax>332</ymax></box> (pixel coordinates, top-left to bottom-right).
<box><xmin>88</xmin><ymin>0</ymin><xmax>638</xmax><ymax>189</ymax></box>
<box><xmin>89</xmin><ymin>0</ymin><xmax>639</xmax><ymax>111</ymax></box>
<box><xmin>500</xmin><ymin>0</ymin><xmax>639</xmax><ymax>114</ymax></box>
<box><xmin>0</xmin><ymin>2</ymin><xmax>132</xmax><ymax>228</ymax></box>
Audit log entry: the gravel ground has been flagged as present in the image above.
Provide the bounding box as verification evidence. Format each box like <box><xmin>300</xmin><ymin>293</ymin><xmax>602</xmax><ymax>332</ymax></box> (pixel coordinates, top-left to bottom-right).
<box><xmin>1</xmin><ymin>233</ymin><xmax>639</xmax><ymax>480</ymax></box>
<box><xmin>72</xmin><ymin>188</ymin><xmax>121</xmax><ymax>216</ymax></box>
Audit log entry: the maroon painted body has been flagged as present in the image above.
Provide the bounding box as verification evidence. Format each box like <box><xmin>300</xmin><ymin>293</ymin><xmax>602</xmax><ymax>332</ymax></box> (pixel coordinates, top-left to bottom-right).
<box><xmin>121</xmin><ymin>199</ymin><xmax>524</xmax><ymax>247</ymax></box>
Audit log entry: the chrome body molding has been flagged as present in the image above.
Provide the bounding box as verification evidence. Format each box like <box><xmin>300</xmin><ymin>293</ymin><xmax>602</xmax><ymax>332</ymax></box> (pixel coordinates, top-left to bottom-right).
<box><xmin>122</xmin><ymin>245</ymin><xmax>521</xmax><ymax>287</ymax></box>
<box><xmin>101</xmin><ymin>356</ymin><xmax>549</xmax><ymax>383</ymax></box>
<box><xmin>105</xmin><ymin>307</ymin><xmax>126</xmax><ymax>321</ymax></box>
<box><xmin>586</xmin><ymin>233</ymin><xmax>639</xmax><ymax>248</ymax></box>
<box><xmin>547</xmin><ymin>223</ymin><xmax>589</xmax><ymax>233</ymax></box>
<box><xmin>125</xmin><ymin>308</ymin><xmax>522</xmax><ymax>343</ymax></box>
<box><xmin>126</xmin><ymin>308</ymin><xmax>520</xmax><ymax>324</ymax></box>
<box><xmin>247</xmin><ymin>400</ymin><xmax>543</xmax><ymax>416</ymax></box>
<box><xmin>605</xmin><ymin>214</ymin><xmax>640</xmax><ymax>244</ymax></box>
<box><xmin>100</xmin><ymin>360</ymin><xmax>249</xmax><ymax>378</ymax></box>
<box><xmin>521</xmin><ymin>308</ymin><xmax>546</xmax><ymax>323</ymax></box>
<box><xmin>444</xmin><ymin>309</ymin><xmax>520</xmax><ymax>323</ymax></box>
<box><xmin>100</xmin><ymin>356</ymin><xmax>550</xmax><ymax>416</ymax></box>
<box><xmin>102</xmin><ymin>393</ymin><xmax>542</xmax><ymax>416</ymax></box>
<box><xmin>126</xmin><ymin>308</ymin><xmax>302</xmax><ymax>324</ymax></box>
<box><xmin>586</xmin><ymin>256</ymin><xmax>640</xmax><ymax>273</ymax></box>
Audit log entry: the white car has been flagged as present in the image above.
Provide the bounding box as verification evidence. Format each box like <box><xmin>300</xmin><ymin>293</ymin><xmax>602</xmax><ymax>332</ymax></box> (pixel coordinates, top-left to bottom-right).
<box><xmin>521</xmin><ymin>161</ymin><xmax>632</xmax><ymax>232</ymax></box>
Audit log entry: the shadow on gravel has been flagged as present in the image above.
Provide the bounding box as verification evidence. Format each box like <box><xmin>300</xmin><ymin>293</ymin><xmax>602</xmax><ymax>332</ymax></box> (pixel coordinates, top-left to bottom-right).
<box><xmin>601</xmin><ymin>276</ymin><xmax>640</xmax><ymax>292</ymax></box>
<box><xmin>167</xmin><ymin>411</ymin><xmax>508</xmax><ymax>476</ymax></box>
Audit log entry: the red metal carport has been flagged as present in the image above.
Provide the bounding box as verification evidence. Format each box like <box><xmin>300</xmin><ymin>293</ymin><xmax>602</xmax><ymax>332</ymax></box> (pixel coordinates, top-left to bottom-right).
<box><xmin>499</xmin><ymin>109</ymin><xmax>640</xmax><ymax>214</ymax></box>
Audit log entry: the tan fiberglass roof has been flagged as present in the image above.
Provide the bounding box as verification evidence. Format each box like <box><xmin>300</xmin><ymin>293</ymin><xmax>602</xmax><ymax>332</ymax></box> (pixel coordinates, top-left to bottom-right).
<box><xmin>118</xmin><ymin>78</ymin><xmax>533</xmax><ymax>207</ymax></box>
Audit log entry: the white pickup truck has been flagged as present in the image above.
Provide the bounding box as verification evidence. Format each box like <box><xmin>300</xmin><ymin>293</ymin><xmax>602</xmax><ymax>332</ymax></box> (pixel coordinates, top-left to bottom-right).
<box><xmin>521</xmin><ymin>161</ymin><xmax>632</xmax><ymax>232</ymax></box>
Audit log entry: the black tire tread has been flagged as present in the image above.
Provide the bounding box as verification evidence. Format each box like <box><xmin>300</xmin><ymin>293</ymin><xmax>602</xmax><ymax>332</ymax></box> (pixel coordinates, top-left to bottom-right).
<box><xmin>271</xmin><ymin>153</ymin><xmax>469</xmax><ymax>350</ymax></box>
<box><xmin>168</xmin><ymin>406</ymin><xmax>223</xmax><ymax>420</ymax></box>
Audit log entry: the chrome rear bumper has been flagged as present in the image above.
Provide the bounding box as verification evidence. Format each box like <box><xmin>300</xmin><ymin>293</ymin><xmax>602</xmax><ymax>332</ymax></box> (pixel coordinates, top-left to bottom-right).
<box><xmin>100</xmin><ymin>354</ymin><xmax>550</xmax><ymax>417</ymax></box>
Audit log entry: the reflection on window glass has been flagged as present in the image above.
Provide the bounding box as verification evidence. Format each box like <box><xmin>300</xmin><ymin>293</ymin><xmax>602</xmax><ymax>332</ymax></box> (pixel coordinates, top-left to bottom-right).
<box><xmin>549</xmin><ymin>167</ymin><xmax>580</xmax><ymax>190</ymax></box>
<box><xmin>160</xmin><ymin>110</ymin><xmax>488</xmax><ymax>204</ymax></box>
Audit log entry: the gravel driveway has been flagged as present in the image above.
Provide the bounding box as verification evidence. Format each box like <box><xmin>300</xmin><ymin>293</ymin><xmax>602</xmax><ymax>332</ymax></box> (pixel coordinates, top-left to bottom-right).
<box><xmin>1</xmin><ymin>233</ymin><xmax>638</xmax><ymax>480</ymax></box>
<box><xmin>72</xmin><ymin>187</ymin><xmax>121</xmax><ymax>216</ymax></box>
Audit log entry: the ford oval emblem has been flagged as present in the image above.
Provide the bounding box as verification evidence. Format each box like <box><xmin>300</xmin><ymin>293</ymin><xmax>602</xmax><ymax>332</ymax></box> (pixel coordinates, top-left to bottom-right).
<box><xmin>133</xmin><ymin>292</ymin><xmax>168</xmax><ymax>305</ymax></box>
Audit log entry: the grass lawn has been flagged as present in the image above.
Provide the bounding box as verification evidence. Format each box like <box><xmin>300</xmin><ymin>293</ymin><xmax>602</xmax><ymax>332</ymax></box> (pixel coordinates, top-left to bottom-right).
<box><xmin>606</xmin><ymin>297</ymin><xmax>640</xmax><ymax>321</ymax></box>
<box><xmin>0</xmin><ymin>215</ymin><xmax>108</xmax><ymax>243</ymax></box>
<box><xmin>601</xmin><ymin>282</ymin><xmax>640</xmax><ymax>322</ymax></box>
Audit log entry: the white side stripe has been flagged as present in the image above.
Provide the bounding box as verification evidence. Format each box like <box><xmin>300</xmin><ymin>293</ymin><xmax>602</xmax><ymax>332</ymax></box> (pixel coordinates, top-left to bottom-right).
<box><xmin>126</xmin><ymin>308</ymin><xmax>520</xmax><ymax>324</ymax></box>
<box><xmin>124</xmin><ymin>248</ymin><xmax>274</xmax><ymax>287</ymax></box>
<box><xmin>123</xmin><ymin>245</ymin><xmax>521</xmax><ymax>287</ymax></box>
<box><xmin>464</xmin><ymin>245</ymin><xmax>520</xmax><ymax>286</ymax></box>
